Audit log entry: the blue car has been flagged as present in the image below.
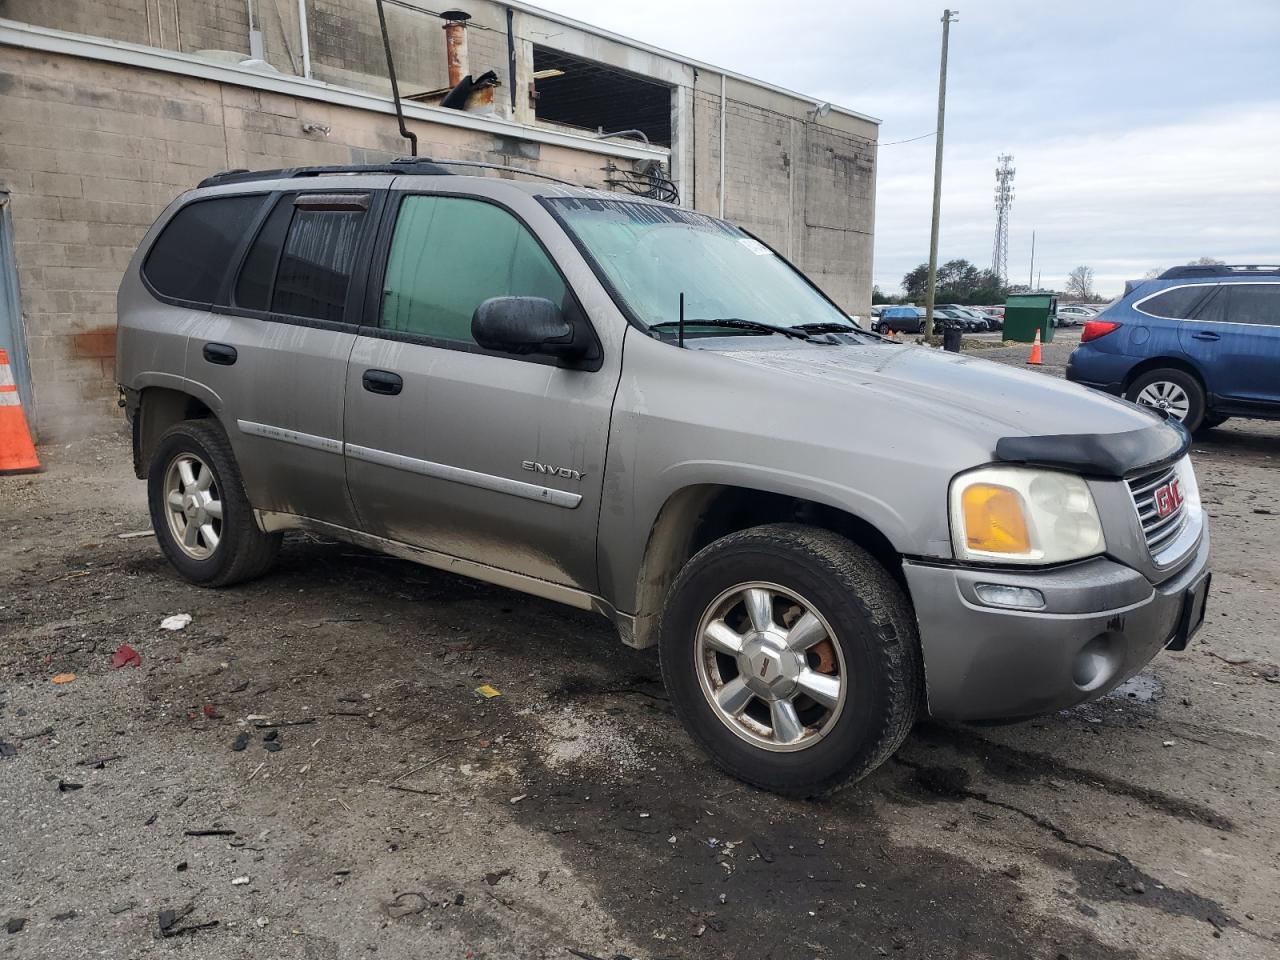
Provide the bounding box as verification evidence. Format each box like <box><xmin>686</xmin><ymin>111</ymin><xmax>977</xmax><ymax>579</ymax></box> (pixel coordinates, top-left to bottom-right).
<box><xmin>1066</xmin><ymin>264</ymin><xmax>1280</xmax><ymax>433</ymax></box>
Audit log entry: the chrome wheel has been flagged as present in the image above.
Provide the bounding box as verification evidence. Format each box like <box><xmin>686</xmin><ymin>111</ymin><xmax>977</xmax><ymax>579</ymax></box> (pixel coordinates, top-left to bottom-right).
<box><xmin>695</xmin><ymin>582</ymin><xmax>846</xmax><ymax>753</ymax></box>
<box><xmin>163</xmin><ymin>453</ymin><xmax>223</xmax><ymax>560</ymax></box>
<box><xmin>1135</xmin><ymin>380</ymin><xmax>1191</xmax><ymax>421</ymax></box>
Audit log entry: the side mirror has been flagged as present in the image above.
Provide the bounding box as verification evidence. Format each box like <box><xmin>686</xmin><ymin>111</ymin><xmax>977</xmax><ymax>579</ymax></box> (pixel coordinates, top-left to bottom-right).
<box><xmin>471</xmin><ymin>296</ymin><xmax>582</xmax><ymax>360</ymax></box>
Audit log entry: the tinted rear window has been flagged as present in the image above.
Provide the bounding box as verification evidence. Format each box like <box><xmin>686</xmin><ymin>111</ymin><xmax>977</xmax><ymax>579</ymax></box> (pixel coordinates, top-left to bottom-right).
<box><xmin>144</xmin><ymin>195</ymin><xmax>265</xmax><ymax>304</ymax></box>
<box><xmin>1220</xmin><ymin>284</ymin><xmax>1280</xmax><ymax>326</ymax></box>
<box><xmin>1137</xmin><ymin>285</ymin><xmax>1211</xmax><ymax>320</ymax></box>
<box><xmin>270</xmin><ymin>201</ymin><xmax>368</xmax><ymax>323</ymax></box>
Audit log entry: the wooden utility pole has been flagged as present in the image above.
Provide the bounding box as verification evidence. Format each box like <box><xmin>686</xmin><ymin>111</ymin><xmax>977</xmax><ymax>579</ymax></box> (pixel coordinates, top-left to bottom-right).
<box><xmin>924</xmin><ymin>9</ymin><xmax>958</xmax><ymax>339</ymax></box>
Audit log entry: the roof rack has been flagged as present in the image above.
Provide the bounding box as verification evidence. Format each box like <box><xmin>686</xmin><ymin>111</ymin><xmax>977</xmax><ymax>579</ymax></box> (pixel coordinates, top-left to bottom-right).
<box><xmin>1158</xmin><ymin>264</ymin><xmax>1280</xmax><ymax>280</ymax></box>
<box><xmin>197</xmin><ymin>157</ymin><xmax>587</xmax><ymax>190</ymax></box>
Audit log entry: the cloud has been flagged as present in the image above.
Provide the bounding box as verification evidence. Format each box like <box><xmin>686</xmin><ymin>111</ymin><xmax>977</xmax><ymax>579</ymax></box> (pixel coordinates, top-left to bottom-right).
<box><xmin>527</xmin><ymin>0</ymin><xmax>1280</xmax><ymax>295</ymax></box>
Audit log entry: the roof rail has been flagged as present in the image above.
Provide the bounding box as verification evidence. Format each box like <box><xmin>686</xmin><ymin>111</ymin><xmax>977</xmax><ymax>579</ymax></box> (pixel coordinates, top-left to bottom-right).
<box><xmin>1158</xmin><ymin>264</ymin><xmax>1280</xmax><ymax>280</ymax></box>
<box><xmin>196</xmin><ymin>156</ymin><xmax>593</xmax><ymax>191</ymax></box>
<box><xmin>198</xmin><ymin>159</ymin><xmax>454</xmax><ymax>188</ymax></box>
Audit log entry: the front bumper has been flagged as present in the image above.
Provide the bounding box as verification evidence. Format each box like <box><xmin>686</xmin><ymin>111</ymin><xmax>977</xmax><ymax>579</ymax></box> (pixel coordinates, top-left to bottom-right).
<box><xmin>902</xmin><ymin>530</ymin><xmax>1210</xmax><ymax>721</ymax></box>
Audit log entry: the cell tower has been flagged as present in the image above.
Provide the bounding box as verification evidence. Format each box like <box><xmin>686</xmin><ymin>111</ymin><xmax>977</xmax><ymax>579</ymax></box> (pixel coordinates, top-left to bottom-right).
<box><xmin>991</xmin><ymin>154</ymin><xmax>1015</xmax><ymax>283</ymax></box>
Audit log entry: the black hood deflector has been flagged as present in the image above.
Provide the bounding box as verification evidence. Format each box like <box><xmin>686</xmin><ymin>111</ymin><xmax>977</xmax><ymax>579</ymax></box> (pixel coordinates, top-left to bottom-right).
<box><xmin>994</xmin><ymin>417</ymin><xmax>1191</xmax><ymax>479</ymax></box>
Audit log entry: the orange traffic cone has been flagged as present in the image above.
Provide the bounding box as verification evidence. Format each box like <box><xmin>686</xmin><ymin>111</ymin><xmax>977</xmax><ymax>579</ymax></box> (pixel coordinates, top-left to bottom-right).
<box><xmin>1026</xmin><ymin>328</ymin><xmax>1043</xmax><ymax>366</ymax></box>
<box><xmin>0</xmin><ymin>348</ymin><xmax>40</xmax><ymax>474</ymax></box>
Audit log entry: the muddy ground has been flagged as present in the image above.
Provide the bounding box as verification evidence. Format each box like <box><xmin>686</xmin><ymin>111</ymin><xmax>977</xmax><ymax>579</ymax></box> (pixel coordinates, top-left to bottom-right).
<box><xmin>2</xmin><ymin>344</ymin><xmax>1278</xmax><ymax>959</ymax></box>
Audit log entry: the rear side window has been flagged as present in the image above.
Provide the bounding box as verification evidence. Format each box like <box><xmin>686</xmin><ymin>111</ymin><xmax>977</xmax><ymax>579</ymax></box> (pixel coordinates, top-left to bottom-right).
<box><xmin>232</xmin><ymin>193</ymin><xmax>370</xmax><ymax>323</ymax></box>
<box><xmin>1200</xmin><ymin>284</ymin><xmax>1280</xmax><ymax>327</ymax></box>
<box><xmin>271</xmin><ymin>196</ymin><xmax>369</xmax><ymax>323</ymax></box>
<box><xmin>1137</xmin><ymin>285</ymin><xmax>1211</xmax><ymax>320</ymax></box>
<box><xmin>380</xmin><ymin>196</ymin><xmax>567</xmax><ymax>344</ymax></box>
<box><xmin>144</xmin><ymin>195</ymin><xmax>265</xmax><ymax>304</ymax></box>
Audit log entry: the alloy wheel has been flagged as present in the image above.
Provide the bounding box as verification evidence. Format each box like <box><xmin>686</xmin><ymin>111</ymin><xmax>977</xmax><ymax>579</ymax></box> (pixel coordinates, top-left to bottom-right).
<box><xmin>695</xmin><ymin>582</ymin><xmax>846</xmax><ymax>753</ymax></box>
<box><xmin>1135</xmin><ymin>380</ymin><xmax>1191</xmax><ymax>421</ymax></box>
<box><xmin>163</xmin><ymin>453</ymin><xmax>223</xmax><ymax>560</ymax></box>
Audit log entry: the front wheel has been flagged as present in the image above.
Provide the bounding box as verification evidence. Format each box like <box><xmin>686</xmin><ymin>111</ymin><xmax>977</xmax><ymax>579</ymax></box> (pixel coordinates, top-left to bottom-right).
<box><xmin>1125</xmin><ymin>368</ymin><xmax>1206</xmax><ymax>432</ymax></box>
<box><xmin>659</xmin><ymin>524</ymin><xmax>922</xmax><ymax>798</ymax></box>
<box><xmin>147</xmin><ymin>419</ymin><xmax>281</xmax><ymax>587</ymax></box>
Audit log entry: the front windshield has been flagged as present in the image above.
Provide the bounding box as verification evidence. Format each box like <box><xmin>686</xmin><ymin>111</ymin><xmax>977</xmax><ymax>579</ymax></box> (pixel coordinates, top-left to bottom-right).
<box><xmin>544</xmin><ymin>197</ymin><xmax>855</xmax><ymax>334</ymax></box>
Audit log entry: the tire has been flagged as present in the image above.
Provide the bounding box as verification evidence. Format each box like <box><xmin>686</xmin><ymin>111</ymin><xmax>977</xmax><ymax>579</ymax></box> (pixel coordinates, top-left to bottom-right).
<box><xmin>147</xmin><ymin>419</ymin><xmax>281</xmax><ymax>587</ymax></box>
<box><xmin>1125</xmin><ymin>368</ymin><xmax>1206</xmax><ymax>432</ymax></box>
<box><xmin>658</xmin><ymin>524</ymin><xmax>923</xmax><ymax>798</ymax></box>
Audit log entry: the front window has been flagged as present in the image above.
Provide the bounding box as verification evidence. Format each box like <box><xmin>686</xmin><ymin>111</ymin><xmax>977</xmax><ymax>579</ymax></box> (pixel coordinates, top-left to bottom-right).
<box><xmin>544</xmin><ymin>197</ymin><xmax>855</xmax><ymax>335</ymax></box>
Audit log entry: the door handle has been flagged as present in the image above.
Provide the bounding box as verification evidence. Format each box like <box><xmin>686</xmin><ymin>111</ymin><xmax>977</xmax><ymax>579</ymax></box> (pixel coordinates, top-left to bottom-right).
<box><xmin>202</xmin><ymin>342</ymin><xmax>237</xmax><ymax>365</ymax></box>
<box><xmin>1191</xmin><ymin>331</ymin><xmax>1220</xmax><ymax>342</ymax></box>
<box><xmin>362</xmin><ymin>369</ymin><xmax>403</xmax><ymax>396</ymax></box>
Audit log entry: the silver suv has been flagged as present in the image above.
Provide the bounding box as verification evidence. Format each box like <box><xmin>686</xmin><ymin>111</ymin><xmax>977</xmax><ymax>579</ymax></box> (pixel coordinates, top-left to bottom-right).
<box><xmin>116</xmin><ymin>162</ymin><xmax>1211</xmax><ymax>796</ymax></box>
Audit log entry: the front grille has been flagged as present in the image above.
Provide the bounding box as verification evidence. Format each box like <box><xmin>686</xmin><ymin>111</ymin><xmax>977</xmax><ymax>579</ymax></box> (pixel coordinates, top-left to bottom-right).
<box><xmin>1126</xmin><ymin>462</ymin><xmax>1188</xmax><ymax>557</ymax></box>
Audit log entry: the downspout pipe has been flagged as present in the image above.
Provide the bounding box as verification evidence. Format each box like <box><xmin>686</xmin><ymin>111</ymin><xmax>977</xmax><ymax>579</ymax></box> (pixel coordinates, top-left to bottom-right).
<box><xmin>718</xmin><ymin>73</ymin><xmax>727</xmax><ymax>218</ymax></box>
<box><xmin>297</xmin><ymin>0</ymin><xmax>311</xmax><ymax>77</ymax></box>
<box><xmin>374</xmin><ymin>0</ymin><xmax>417</xmax><ymax>156</ymax></box>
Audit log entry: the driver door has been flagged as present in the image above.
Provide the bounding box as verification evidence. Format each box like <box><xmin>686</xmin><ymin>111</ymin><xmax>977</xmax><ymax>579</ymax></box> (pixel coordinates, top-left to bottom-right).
<box><xmin>342</xmin><ymin>189</ymin><xmax>620</xmax><ymax>592</ymax></box>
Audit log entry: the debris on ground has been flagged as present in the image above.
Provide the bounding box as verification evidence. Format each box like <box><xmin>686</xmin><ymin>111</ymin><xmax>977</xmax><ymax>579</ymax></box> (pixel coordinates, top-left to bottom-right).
<box><xmin>231</xmin><ymin>876</ymin><xmax>250</xmax><ymax>886</ymax></box>
<box><xmin>0</xmin><ymin>741</ymin><xmax>17</xmax><ymax>759</ymax></box>
<box><xmin>201</xmin><ymin>704</ymin><xmax>222</xmax><ymax>720</ymax></box>
<box><xmin>484</xmin><ymin>869</ymin><xmax>511</xmax><ymax>886</ymax></box>
<box><xmin>157</xmin><ymin>903</ymin><xmax>218</xmax><ymax>938</ymax></box>
<box><xmin>232</xmin><ymin>732</ymin><xmax>250</xmax><ymax>752</ymax></box>
<box><xmin>475</xmin><ymin>684</ymin><xmax>501</xmax><ymax>699</ymax></box>
<box><xmin>110</xmin><ymin>643</ymin><xmax>141</xmax><ymax>669</ymax></box>
<box><xmin>160</xmin><ymin>614</ymin><xmax>192</xmax><ymax>631</ymax></box>
<box><xmin>51</xmin><ymin>672</ymin><xmax>76</xmax><ymax>684</ymax></box>
<box><xmin>5</xmin><ymin>918</ymin><xmax>26</xmax><ymax>934</ymax></box>
<box><xmin>57</xmin><ymin>780</ymin><xmax>83</xmax><ymax>792</ymax></box>
<box><xmin>117</xmin><ymin>529</ymin><xmax>155</xmax><ymax>539</ymax></box>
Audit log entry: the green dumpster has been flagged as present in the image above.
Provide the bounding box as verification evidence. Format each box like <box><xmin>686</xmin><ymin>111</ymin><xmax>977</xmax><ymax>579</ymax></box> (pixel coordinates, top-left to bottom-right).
<box><xmin>1003</xmin><ymin>294</ymin><xmax>1058</xmax><ymax>343</ymax></box>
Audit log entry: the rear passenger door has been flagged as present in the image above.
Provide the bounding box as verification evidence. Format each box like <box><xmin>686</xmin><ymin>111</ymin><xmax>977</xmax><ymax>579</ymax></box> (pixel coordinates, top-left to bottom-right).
<box><xmin>341</xmin><ymin>188</ymin><xmax>618</xmax><ymax>592</ymax></box>
<box><xmin>1182</xmin><ymin>282</ymin><xmax>1280</xmax><ymax>407</ymax></box>
<box><xmin>177</xmin><ymin>187</ymin><xmax>383</xmax><ymax>527</ymax></box>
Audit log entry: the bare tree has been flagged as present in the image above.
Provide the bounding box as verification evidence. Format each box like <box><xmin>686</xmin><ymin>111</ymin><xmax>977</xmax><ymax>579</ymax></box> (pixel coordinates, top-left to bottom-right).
<box><xmin>1188</xmin><ymin>257</ymin><xmax>1225</xmax><ymax>266</ymax></box>
<box><xmin>1065</xmin><ymin>265</ymin><xmax>1096</xmax><ymax>301</ymax></box>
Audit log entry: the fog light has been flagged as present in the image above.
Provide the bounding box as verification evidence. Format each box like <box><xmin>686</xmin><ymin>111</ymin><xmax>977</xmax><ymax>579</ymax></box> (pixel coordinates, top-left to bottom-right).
<box><xmin>974</xmin><ymin>583</ymin><xmax>1046</xmax><ymax>610</ymax></box>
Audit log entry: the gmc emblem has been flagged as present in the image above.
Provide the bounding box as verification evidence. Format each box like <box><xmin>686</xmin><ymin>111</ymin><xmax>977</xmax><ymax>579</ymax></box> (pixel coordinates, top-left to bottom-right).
<box><xmin>1153</xmin><ymin>478</ymin><xmax>1184</xmax><ymax>519</ymax></box>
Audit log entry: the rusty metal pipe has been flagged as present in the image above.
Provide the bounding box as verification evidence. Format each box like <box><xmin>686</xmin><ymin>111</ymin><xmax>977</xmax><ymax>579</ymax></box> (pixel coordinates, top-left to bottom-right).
<box><xmin>441</xmin><ymin>10</ymin><xmax>471</xmax><ymax>89</ymax></box>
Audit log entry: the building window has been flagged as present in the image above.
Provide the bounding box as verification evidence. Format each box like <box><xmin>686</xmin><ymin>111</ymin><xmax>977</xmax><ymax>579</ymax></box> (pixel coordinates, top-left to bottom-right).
<box><xmin>532</xmin><ymin>46</ymin><xmax>672</xmax><ymax>148</ymax></box>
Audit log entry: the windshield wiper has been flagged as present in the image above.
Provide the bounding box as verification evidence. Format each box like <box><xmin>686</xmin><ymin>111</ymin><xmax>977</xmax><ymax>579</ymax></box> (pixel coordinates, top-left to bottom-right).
<box><xmin>650</xmin><ymin>317</ymin><xmax>815</xmax><ymax>340</ymax></box>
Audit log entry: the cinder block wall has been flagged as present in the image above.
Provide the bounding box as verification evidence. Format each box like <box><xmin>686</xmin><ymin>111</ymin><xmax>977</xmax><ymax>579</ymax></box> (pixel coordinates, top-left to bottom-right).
<box><xmin>0</xmin><ymin>46</ymin><xmax>612</xmax><ymax>440</ymax></box>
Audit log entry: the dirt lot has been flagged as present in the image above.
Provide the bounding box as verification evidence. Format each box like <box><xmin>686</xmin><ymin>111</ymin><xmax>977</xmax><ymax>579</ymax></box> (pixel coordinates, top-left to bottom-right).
<box><xmin>2</xmin><ymin>345</ymin><xmax>1278</xmax><ymax>960</ymax></box>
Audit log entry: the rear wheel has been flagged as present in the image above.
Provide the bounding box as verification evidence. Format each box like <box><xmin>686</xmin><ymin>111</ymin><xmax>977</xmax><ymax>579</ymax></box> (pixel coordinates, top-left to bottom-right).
<box><xmin>1125</xmin><ymin>368</ymin><xmax>1206</xmax><ymax>432</ymax></box>
<box><xmin>147</xmin><ymin>419</ymin><xmax>281</xmax><ymax>586</ymax></box>
<box><xmin>659</xmin><ymin>524</ymin><xmax>922</xmax><ymax>798</ymax></box>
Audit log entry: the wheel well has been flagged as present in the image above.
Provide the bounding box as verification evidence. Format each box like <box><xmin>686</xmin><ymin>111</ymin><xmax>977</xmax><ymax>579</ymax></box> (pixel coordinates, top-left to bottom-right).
<box><xmin>1121</xmin><ymin>357</ymin><xmax>1206</xmax><ymax>395</ymax></box>
<box><xmin>630</xmin><ymin>485</ymin><xmax>905</xmax><ymax>649</ymax></box>
<box><xmin>132</xmin><ymin>387</ymin><xmax>214</xmax><ymax>478</ymax></box>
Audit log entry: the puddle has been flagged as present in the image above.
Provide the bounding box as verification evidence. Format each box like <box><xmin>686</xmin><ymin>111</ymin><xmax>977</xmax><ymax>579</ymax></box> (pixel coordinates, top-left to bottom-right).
<box><xmin>1107</xmin><ymin>671</ymin><xmax>1163</xmax><ymax>703</ymax></box>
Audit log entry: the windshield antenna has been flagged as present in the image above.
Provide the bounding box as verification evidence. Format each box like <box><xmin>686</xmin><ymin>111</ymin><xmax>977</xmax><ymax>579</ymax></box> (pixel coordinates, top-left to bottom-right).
<box><xmin>678</xmin><ymin>292</ymin><xmax>686</xmax><ymax>348</ymax></box>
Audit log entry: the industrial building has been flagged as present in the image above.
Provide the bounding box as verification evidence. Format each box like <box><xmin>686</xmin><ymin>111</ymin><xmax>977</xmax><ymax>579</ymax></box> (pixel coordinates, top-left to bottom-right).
<box><xmin>0</xmin><ymin>1</ymin><xmax>879</xmax><ymax>437</ymax></box>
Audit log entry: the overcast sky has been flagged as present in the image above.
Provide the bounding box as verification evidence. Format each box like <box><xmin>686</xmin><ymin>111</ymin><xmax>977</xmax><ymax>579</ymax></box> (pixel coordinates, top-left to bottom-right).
<box><xmin>533</xmin><ymin>0</ymin><xmax>1280</xmax><ymax>297</ymax></box>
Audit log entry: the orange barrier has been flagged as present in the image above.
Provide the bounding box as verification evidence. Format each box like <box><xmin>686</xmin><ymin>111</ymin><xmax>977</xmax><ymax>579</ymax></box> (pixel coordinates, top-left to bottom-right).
<box><xmin>1027</xmin><ymin>329</ymin><xmax>1043</xmax><ymax>366</ymax></box>
<box><xmin>0</xmin><ymin>348</ymin><xmax>40</xmax><ymax>474</ymax></box>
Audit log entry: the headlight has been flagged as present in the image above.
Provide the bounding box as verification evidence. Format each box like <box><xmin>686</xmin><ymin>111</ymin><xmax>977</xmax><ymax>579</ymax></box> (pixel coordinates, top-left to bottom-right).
<box><xmin>950</xmin><ymin>466</ymin><xmax>1105</xmax><ymax>564</ymax></box>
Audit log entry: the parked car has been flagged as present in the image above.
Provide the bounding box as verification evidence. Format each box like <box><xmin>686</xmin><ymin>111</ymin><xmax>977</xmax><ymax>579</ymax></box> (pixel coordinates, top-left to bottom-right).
<box><xmin>117</xmin><ymin>161</ymin><xmax>1211</xmax><ymax>798</ymax></box>
<box><xmin>1066</xmin><ymin>264</ymin><xmax>1280</xmax><ymax>433</ymax></box>
<box><xmin>939</xmin><ymin>304</ymin><xmax>1001</xmax><ymax>332</ymax></box>
<box><xmin>877</xmin><ymin>305</ymin><xmax>925</xmax><ymax>334</ymax></box>
<box><xmin>933</xmin><ymin>307</ymin><xmax>983</xmax><ymax>332</ymax></box>
<box><xmin>1056</xmin><ymin>304</ymin><xmax>1098</xmax><ymax>327</ymax></box>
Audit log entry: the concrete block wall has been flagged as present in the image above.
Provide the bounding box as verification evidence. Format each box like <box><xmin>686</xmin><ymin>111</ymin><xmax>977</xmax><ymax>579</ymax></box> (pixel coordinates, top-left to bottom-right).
<box><xmin>0</xmin><ymin>46</ymin><xmax>615</xmax><ymax>440</ymax></box>
<box><xmin>688</xmin><ymin>76</ymin><xmax>877</xmax><ymax>318</ymax></box>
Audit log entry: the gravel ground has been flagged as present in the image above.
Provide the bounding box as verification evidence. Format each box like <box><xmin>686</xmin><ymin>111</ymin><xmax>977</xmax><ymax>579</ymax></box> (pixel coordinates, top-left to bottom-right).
<box><xmin>2</xmin><ymin>344</ymin><xmax>1278</xmax><ymax>960</ymax></box>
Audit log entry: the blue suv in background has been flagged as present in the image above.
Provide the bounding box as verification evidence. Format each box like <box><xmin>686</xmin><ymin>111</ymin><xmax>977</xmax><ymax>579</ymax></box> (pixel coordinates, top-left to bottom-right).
<box><xmin>1066</xmin><ymin>264</ymin><xmax>1280</xmax><ymax>433</ymax></box>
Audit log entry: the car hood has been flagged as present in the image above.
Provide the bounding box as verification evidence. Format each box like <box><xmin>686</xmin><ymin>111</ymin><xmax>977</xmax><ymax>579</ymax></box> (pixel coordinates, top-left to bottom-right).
<box><xmin>715</xmin><ymin>340</ymin><xmax>1175</xmax><ymax>472</ymax></box>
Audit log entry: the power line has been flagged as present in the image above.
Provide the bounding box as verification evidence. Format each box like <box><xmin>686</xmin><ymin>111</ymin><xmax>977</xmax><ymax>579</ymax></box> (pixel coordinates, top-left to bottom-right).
<box><xmin>879</xmin><ymin>131</ymin><xmax>937</xmax><ymax>147</ymax></box>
